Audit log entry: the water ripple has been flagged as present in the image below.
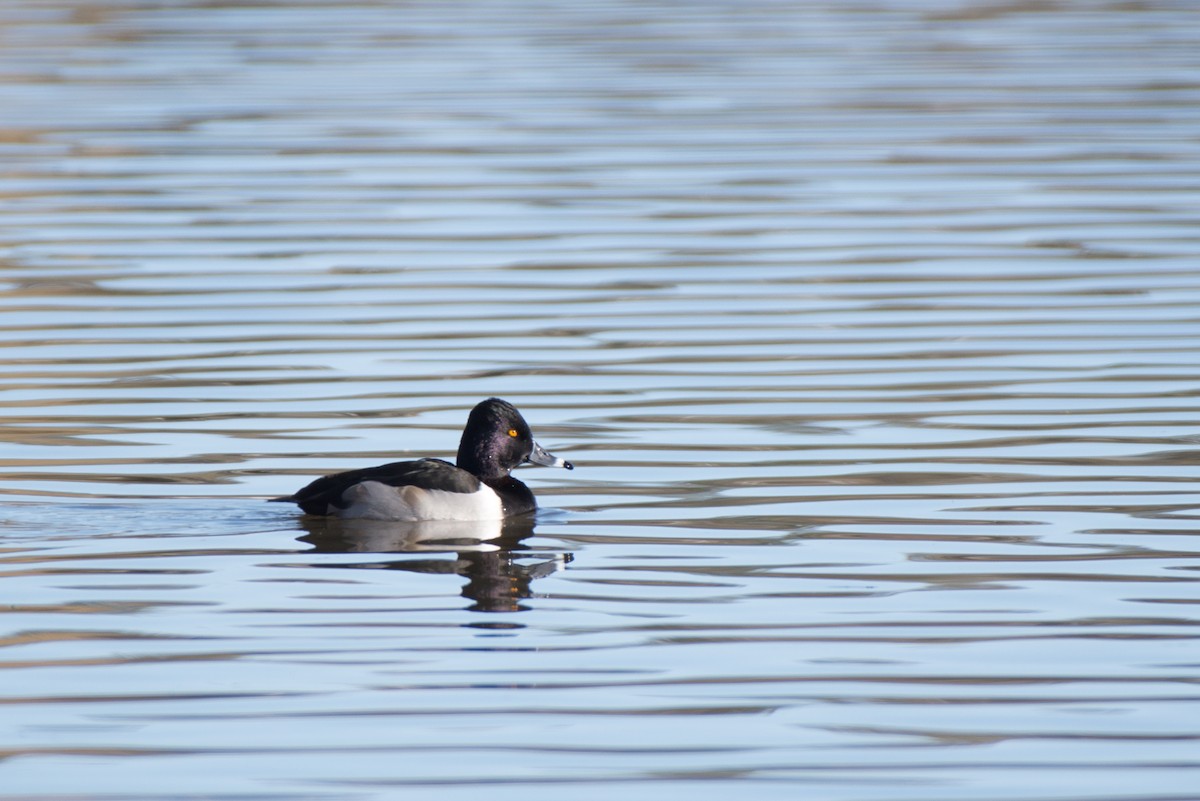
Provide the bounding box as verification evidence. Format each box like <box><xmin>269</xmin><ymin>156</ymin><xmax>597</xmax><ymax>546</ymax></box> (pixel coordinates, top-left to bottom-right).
<box><xmin>2</xmin><ymin>0</ymin><xmax>1199</xmax><ymax>799</ymax></box>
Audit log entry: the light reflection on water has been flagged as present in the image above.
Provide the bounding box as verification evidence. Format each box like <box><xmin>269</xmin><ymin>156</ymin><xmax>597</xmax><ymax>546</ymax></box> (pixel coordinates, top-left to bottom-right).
<box><xmin>2</xmin><ymin>0</ymin><xmax>1200</xmax><ymax>799</ymax></box>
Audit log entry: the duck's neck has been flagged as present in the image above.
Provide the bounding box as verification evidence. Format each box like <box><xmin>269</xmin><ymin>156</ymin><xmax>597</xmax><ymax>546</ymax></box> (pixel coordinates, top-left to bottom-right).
<box><xmin>456</xmin><ymin>444</ymin><xmax>504</xmax><ymax>482</ymax></box>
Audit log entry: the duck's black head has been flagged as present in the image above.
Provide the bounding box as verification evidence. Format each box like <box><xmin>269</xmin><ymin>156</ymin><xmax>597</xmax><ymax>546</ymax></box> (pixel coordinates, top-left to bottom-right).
<box><xmin>456</xmin><ymin>398</ymin><xmax>573</xmax><ymax>481</ymax></box>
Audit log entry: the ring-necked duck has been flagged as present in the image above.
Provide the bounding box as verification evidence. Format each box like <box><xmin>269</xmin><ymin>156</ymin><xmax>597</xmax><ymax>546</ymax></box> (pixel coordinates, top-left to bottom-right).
<box><xmin>273</xmin><ymin>398</ymin><xmax>573</xmax><ymax>521</ymax></box>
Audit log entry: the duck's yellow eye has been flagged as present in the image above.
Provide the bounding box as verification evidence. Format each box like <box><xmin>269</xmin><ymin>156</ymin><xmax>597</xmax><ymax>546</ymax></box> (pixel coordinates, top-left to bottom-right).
<box><xmin>508</xmin><ymin>428</ymin><xmax>519</xmax><ymax>438</ymax></box>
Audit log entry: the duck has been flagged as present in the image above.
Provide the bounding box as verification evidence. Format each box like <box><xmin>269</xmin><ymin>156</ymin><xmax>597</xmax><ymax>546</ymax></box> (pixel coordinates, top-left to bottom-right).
<box><xmin>273</xmin><ymin>398</ymin><xmax>573</xmax><ymax>521</ymax></box>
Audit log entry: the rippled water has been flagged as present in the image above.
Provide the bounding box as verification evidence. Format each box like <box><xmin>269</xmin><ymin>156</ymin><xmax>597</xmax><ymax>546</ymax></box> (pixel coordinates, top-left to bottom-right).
<box><xmin>2</xmin><ymin>1</ymin><xmax>1200</xmax><ymax>799</ymax></box>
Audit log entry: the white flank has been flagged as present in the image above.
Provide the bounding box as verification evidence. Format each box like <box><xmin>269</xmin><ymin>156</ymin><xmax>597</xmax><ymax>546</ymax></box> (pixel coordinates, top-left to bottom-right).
<box><xmin>334</xmin><ymin>480</ymin><xmax>504</xmax><ymax>522</ymax></box>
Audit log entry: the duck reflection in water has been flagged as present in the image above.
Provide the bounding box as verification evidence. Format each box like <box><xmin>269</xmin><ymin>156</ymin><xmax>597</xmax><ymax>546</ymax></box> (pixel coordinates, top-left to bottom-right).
<box><xmin>297</xmin><ymin>515</ymin><xmax>570</xmax><ymax>613</ymax></box>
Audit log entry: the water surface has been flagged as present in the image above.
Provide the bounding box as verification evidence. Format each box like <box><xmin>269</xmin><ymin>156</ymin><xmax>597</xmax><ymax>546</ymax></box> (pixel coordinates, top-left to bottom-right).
<box><xmin>2</xmin><ymin>1</ymin><xmax>1200</xmax><ymax>799</ymax></box>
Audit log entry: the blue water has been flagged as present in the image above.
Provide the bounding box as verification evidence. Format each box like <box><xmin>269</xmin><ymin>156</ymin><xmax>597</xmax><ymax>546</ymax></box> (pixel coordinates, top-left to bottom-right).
<box><xmin>2</xmin><ymin>1</ymin><xmax>1200</xmax><ymax>799</ymax></box>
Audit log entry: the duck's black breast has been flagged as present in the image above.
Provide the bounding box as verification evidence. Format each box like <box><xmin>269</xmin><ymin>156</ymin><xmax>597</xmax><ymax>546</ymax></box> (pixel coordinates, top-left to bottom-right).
<box><xmin>282</xmin><ymin>458</ymin><xmax>481</xmax><ymax>515</ymax></box>
<box><xmin>484</xmin><ymin>475</ymin><xmax>537</xmax><ymax>517</ymax></box>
